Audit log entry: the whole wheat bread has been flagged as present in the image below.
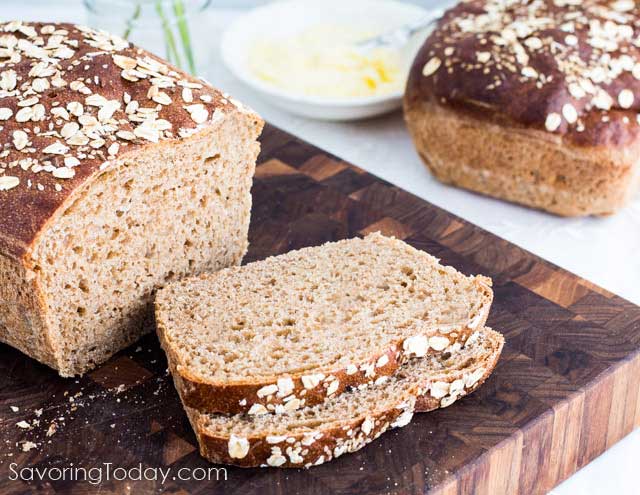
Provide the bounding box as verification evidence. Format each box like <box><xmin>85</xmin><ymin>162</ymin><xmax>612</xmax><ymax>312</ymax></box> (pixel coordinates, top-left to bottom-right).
<box><xmin>155</xmin><ymin>233</ymin><xmax>493</xmax><ymax>414</ymax></box>
<box><xmin>0</xmin><ymin>22</ymin><xmax>263</xmax><ymax>376</ymax></box>
<box><xmin>185</xmin><ymin>327</ymin><xmax>504</xmax><ymax>468</ymax></box>
<box><xmin>404</xmin><ymin>1</ymin><xmax>640</xmax><ymax>216</ymax></box>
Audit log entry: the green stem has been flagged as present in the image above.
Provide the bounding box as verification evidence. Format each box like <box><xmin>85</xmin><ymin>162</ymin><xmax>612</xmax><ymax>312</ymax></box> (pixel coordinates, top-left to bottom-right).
<box><xmin>123</xmin><ymin>3</ymin><xmax>142</xmax><ymax>40</ymax></box>
<box><xmin>155</xmin><ymin>0</ymin><xmax>183</xmax><ymax>69</ymax></box>
<box><xmin>172</xmin><ymin>0</ymin><xmax>197</xmax><ymax>74</ymax></box>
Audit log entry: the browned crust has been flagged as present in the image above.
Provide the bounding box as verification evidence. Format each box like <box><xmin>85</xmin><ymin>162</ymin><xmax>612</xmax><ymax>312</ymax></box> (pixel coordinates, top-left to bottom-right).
<box><xmin>156</xmin><ymin>278</ymin><xmax>493</xmax><ymax>415</ymax></box>
<box><xmin>0</xmin><ymin>252</ymin><xmax>58</xmax><ymax>369</ymax></box>
<box><xmin>0</xmin><ymin>21</ymin><xmax>262</xmax><ymax>261</ymax></box>
<box><xmin>415</xmin><ymin>330</ymin><xmax>504</xmax><ymax>412</ymax></box>
<box><xmin>405</xmin><ymin>1</ymin><xmax>640</xmax><ymax>149</ymax></box>
<box><xmin>404</xmin><ymin>98</ymin><xmax>640</xmax><ymax>216</ymax></box>
<box><xmin>186</xmin><ymin>329</ymin><xmax>504</xmax><ymax>468</ymax></box>
<box><xmin>186</xmin><ymin>401</ymin><xmax>413</xmax><ymax>469</ymax></box>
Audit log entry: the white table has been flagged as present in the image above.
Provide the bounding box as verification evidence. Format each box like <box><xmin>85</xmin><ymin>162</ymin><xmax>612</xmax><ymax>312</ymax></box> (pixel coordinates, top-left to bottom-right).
<box><xmin>8</xmin><ymin>2</ymin><xmax>640</xmax><ymax>494</ymax></box>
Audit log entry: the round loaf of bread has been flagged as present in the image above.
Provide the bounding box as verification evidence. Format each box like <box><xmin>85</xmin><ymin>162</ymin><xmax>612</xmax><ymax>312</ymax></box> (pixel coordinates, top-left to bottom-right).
<box><xmin>404</xmin><ymin>0</ymin><xmax>640</xmax><ymax>216</ymax></box>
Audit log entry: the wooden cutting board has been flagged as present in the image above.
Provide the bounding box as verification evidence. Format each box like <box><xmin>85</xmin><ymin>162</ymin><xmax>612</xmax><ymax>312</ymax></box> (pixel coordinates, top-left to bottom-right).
<box><xmin>1</xmin><ymin>124</ymin><xmax>639</xmax><ymax>495</ymax></box>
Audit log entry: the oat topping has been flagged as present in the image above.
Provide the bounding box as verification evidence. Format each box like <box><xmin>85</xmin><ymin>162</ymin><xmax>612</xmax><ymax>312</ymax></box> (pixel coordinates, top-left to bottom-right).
<box><xmin>266</xmin><ymin>435</ymin><xmax>287</xmax><ymax>444</ymax></box>
<box><xmin>345</xmin><ymin>364</ymin><xmax>358</xmax><ymax>375</ymax></box>
<box><xmin>374</xmin><ymin>375</ymin><xmax>388</xmax><ymax>386</ymax></box>
<box><xmin>248</xmin><ymin>403</ymin><xmax>268</xmax><ymax>415</ymax></box>
<box><xmin>418</xmin><ymin>0</ymin><xmax>640</xmax><ymax>139</ymax></box>
<box><xmin>360</xmin><ymin>417</ymin><xmax>374</xmax><ymax>435</ymax></box>
<box><xmin>0</xmin><ymin>21</ymin><xmax>236</xmax><ymax>198</ymax></box>
<box><xmin>429</xmin><ymin>381</ymin><xmax>450</xmax><ymax>399</ymax></box>
<box><xmin>545</xmin><ymin>112</ymin><xmax>562</xmax><ymax>131</ymax></box>
<box><xmin>422</xmin><ymin>56</ymin><xmax>442</xmax><ymax>77</ymax></box>
<box><xmin>21</xmin><ymin>441</ymin><xmax>38</xmax><ymax>452</ymax></box>
<box><xmin>449</xmin><ymin>378</ymin><xmax>465</xmax><ymax>395</ymax></box>
<box><xmin>440</xmin><ymin>394</ymin><xmax>458</xmax><ymax>408</ymax></box>
<box><xmin>301</xmin><ymin>373</ymin><xmax>324</xmax><ymax>390</ymax></box>
<box><xmin>276</xmin><ymin>377</ymin><xmax>294</xmax><ymax>397</ymax></box>
<box><xmin>390</xmin><ymin>407</ymin><xmax>413</xmax><ymax>428</ymax></box>
<box><xmin>326</xmin><ymin>379</ymin><xmax>340</xmax><ymax>396</ymax></box>
<box><xmin>402</xmin><ymin>335</ymin><xmax>429</xmax><ymax>357</ymax></box>
<box><xmin>428</xmin><ymin>335</ymin><xmax>450</xmax><ymax>352</ymax></box>
<box><xmin>227</xmin><ymin>434</ymin><xmax>250</xmax><ymax>459</ymax></box>
<box><xmin>0</xmin><ymin>175</ymin><xmax>19</xmax><ymax>190</ymax></box>
<box><xmin>465</xmin><ymin>367</ymin><xmax>486</xmax><ymax>388</ymax></box>
<box><xmin>376</xmin><ymin>354</ymin><xmax>389</xmax><ymax>368</ymax></box>
<box><xmin>256</xmin><ymin>384</ymin><xmax>278</xmax><ymax>398</ymax></box>
<box><xmin>266</xmin><ymin>447</ymin><xmax>287</xmax><ymax>467</ymax></box>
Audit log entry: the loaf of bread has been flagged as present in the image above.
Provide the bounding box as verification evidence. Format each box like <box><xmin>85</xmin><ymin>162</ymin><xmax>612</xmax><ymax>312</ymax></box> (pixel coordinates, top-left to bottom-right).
<box><xmin>156</xmin><ymin>233</ymin><xmax>493</xmax><ymax>414</ymax></box>
<box><xmin>185</xmin><ymin>327</ymin><xmax>504</xmax><ymax>468</ymax></box>
<box><xmin>404</xmin><ymin>0</ymin><xmax>640</xmax><ymax>216</ymax></box>
<box><xmin>0</xmin><ymin>21</ymin><xmax>263</xmax><ymax>376</ymax></box>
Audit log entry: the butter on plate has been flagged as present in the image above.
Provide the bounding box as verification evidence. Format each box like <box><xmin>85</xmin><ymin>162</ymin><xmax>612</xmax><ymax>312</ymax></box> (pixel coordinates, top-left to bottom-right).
<box><xmin>247</xmin><ymin>24</ymin><xmax>405</xmax><ymax>99</ymax></box>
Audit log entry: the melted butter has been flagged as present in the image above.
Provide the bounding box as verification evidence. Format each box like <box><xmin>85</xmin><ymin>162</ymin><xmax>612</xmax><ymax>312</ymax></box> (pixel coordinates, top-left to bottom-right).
<box><xmin>248</xmin><ymin>24</ymin><xmax>405</xmax><ymax>99</ymax></box>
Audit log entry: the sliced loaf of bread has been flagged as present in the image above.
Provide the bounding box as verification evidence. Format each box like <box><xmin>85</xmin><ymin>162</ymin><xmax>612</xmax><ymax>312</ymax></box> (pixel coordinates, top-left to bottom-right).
<box><xmin>155</xmin><ymin>233</ymin><xmax>493</xmax><ymax>414</ymax></box>
<box><xmin>185</xmin><ymin>327</ymin><xmax>504</xmax><ymax>468</ymax></box>
<box><xmin>0</xmin><ymin>22</ymin><xmax>263</xmax><ymax>376</ymax></box>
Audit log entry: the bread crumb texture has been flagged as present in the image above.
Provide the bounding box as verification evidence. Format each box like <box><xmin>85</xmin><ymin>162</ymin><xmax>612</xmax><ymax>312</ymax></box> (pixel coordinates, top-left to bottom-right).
<box><xmin>156</xmin><ymin>233</ymin><xmax>493</xmax><ymax>413</ymax></box>
<box><xmin>0</xmin><ymin>21</ymin><xmax>264</xmax><ymax>376</ymax></box>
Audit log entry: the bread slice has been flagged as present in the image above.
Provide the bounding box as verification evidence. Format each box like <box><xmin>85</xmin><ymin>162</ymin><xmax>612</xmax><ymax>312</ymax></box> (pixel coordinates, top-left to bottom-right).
<box><xmin>0</xmin><ymin>22</ymin><xmax>263</xmax><ymax>376</ymax></box>
<box><xmin>185</xmin><ymin>327</ymin><xmax>504</xmax><ymax>468</ymax></box>
<box><xmin>156</xmin><ymin>233</ymin><xmax>493</xmax><ymax>414</ymax></box>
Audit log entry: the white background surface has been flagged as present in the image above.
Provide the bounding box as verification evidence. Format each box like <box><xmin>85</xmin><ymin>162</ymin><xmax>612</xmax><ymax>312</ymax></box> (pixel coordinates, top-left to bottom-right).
<box><xmin>6</xmin><ymin>1</ymin><xmax>640</xmax><ymax>494</ymax></box>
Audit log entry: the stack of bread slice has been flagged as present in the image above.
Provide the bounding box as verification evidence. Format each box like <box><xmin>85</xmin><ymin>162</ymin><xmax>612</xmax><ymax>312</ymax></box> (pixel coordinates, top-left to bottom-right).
<box><xmin>155</xmin><ymin>233</ymin><xmax>504</xmax><ymax>468</ymax></box>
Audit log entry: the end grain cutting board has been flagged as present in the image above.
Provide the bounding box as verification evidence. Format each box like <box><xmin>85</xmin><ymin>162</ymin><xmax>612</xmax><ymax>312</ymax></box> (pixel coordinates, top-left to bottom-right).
<box><xmin>1</xmin><ymin>124</ymin><xmax>639</xmax><ymax>494</ymax></box>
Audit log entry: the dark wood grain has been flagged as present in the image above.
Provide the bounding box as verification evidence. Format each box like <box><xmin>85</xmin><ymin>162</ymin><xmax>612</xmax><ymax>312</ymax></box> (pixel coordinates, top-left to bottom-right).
<box><xmin>1</xmin><ymin>124</ymin><xmax>639</xmax><ymax>494</ymax></box>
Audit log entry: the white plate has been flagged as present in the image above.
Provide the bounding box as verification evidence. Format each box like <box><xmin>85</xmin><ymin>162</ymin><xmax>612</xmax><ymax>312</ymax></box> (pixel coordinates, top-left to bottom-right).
<box><xmin>220</xmin><ymin>0</ymin><xmax>434</xmax><ymax>121</ymax></box>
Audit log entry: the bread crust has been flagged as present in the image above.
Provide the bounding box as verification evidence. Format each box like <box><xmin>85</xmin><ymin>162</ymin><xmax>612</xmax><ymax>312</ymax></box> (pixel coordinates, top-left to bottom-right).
<box><xmin>404</xmin><ymin>1</ymin><xmax>640</xmax><ymax>216</ymax></box>
<box><xmin>186</xmin><ymin>328</ymin><xmax>504</xmax><ymax>468</ymax></box>
<box><xmin>0</xmin><ymin>21</ymin><xmax>261</xmax><ymax>261</ymax></box>
<box><xmin>186</xmin><ymin>399</ymin><xmax>414</xmax><ymax>469</ymax></box>
<box><xmin>404</xmin><ymin>99</ymin><xmax>640</xmax><ymax>216</ymax></box>
<box><xmin>156</xmin><ymin>277</ymin><xmax>493</xmax><ymax>415</ymax></box>
<box><xmin>414</xmin><ymin>329</ymin><xmax>503</xmax><ymax>412</ymax></box>
<box><xmin>0</xmin><ymin>252</ymin><xmax>57</xmax><ymax>368</ymax></box>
